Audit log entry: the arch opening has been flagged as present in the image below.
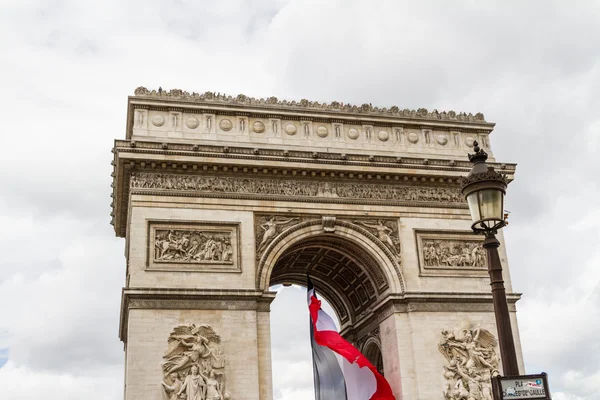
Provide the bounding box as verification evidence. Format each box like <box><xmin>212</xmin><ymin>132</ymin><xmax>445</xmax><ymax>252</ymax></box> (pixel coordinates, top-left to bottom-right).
<box><xmin>268</xmin><ymin>233</ymin><xmax>391</xmax><ymax>330</ymax></box>
<box><xmin>362</xmin><ymin>339</ymin><xmax>384</xmax><ymax>376</ymax></box>
<box><xmin>265</xmin><ymin>225</ymin><xmax>399</xmax><ymax>397</ymax></box>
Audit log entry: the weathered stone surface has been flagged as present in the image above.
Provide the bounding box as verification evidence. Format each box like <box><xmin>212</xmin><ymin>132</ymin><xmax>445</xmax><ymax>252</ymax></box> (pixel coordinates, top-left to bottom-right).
<box><xmin>114</xmin><ymin>90</ymin><xmax>523</xmax><ymax>400</ymax></box>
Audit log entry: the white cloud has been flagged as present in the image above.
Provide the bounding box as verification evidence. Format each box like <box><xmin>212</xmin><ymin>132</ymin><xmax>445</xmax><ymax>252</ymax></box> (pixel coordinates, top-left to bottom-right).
<box><xmin>0</xmin><ymin>0</ymin><xmax>599</xmax><ymax>399</ymax></box>
<box><xmin>0</xmin><ymin>361</ymin><xmax>122</xmax><ymax>400</ymax></box>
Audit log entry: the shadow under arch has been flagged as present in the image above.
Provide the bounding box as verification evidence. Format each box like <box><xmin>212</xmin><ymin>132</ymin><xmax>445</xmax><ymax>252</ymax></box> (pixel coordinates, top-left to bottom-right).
<box><xmin>258</xmin><ymin>219</ymin><xmax>405</xmax><ymax>328</ymax></box>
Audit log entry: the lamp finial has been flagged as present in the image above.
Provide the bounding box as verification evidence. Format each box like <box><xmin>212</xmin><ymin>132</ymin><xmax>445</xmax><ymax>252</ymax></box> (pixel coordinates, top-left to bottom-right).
<box><xmin>468</xmin><ymin>141</ymin><xmax>488</xmax><ymax>164</ymax></box>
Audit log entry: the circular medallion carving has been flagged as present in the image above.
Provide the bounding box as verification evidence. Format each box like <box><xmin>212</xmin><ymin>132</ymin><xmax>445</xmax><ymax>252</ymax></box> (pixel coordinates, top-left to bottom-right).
<box><xmin>285</xmin><ymin>123</ymin><xmax>297</xmax><ymax>135</ymax></box>
<box><xmin>465</xmin><ymin>136</ymin><xmax>475</xmax><ymax>147</ymax></box>
<box><xmin>219</xmin><ymin>118</ymin><xmax>233</xmax><ymax>131</ymax></box>
<box><xmin>152</xmin><ymin>115</ymin><xmax>165</xmax><ymax>127</ymax></box>
<box><xmin>316</xmin><ymin>126</ymin><xmax>329</xmax><ymax>138</ymax></box>
<box><xmin>377</xmin><ymin>130</ymin><xmax>390</xmax><ymax>142</ymax></box>
<box><xmin>185</xmin><ymin>117</ymin><xmax>199</xmax><ymax>129</ymax></box>
<box><xmin>252</xmin><ymin>121</ymin><xmax>265</xmax><ymax>133</ymax></box>
<box><xmin>436</xmin><ymin>134</ymin><xmax>448</xmax><ymax>145</ymax></box>
<box><xmin>407</xmin><ymin>132</ymin><xmax>419</xmax><ymax>144</ymax></box>
<box><xmin>347</xmin><ymin>128</ymin><xmax>359</xmax><ymax>140</ymax></box>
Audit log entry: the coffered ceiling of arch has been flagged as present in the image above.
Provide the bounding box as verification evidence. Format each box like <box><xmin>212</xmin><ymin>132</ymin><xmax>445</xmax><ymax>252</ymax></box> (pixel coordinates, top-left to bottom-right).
<box><xmin>270</xmin><ymin>237</ymin><xmax>388</xmax><ymax>325</ymax></box>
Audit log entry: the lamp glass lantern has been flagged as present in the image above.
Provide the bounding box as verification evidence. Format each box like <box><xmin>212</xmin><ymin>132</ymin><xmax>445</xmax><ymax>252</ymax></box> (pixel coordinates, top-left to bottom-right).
<box><xmin>461</xmin><ymin>142</ymin><xmax>508</xmax><ymax>234</ymax></box>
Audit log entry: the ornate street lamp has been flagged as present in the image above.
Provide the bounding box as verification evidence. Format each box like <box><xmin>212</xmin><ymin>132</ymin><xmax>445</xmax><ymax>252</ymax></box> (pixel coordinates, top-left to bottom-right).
<box><xmin>461</xmin><ymin>141</ymin><xmax>520</xmax><ymax>376</ymax></box>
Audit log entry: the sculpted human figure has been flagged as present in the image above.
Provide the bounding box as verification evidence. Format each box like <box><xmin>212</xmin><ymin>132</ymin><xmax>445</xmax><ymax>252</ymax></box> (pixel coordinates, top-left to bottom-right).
<box><xmin>463</xmin><ymin>327</ymin><xmax>495</xmax><ymax>370</ymax></box>
<box><xmin>454</xmin><ymin>364</ymin><xmax>482</xmax><ymax>400</ymax></box>
<box><xmin>442</xmin><ymin>360</ymin><xmax>458</xmax><ymax>399</ymax></box>
<box><xmin>201</xmin><ymin>368</ymin><xmax>224</xmax><ymax>400</ymax></box>
<box><xmin>187</xmin><ymin>238</ymin><xmax>201</xmax><ymax>259</ymax></box>
<box><xmin>439</xmin><ymin>322</ymin><xmax>499</xmax><ymax>399</ymax></box>
<box><xmin>452</xmin><ymin>377</ymin><xmax>470</xmax><ymax>400</ymax></box>
<box><xmin>162</xmin><ymin>325</ymin><xmax>231</xmax><ymax>399</ymax></box>
<box><xmin>178</xmin><ymin>365</ymin><xmax>206</xmax><ymax>400</ymax></box>
<box><xmin>360</xmin><ymin>220</ymin><xmax>396</xmax><ymax>252</ymax></box>
<box><xmin>162</xmin><ymin>372</ymin><xmax>183</xmax><ymax>400</ymax></box>
<box><xmin>156</xmin><ymin>230</ymin><xmax>189</xmax><ymax>260</ymax></box>
<box><xmin>257</xmin><ymin>217</ymin><xmax>297</xmax><ymax>254</ymax></box>
<box><xmin>222</xmin><ymin>239</ymin><xmax>233</xmax><ymax>261</ymax></box>
<box><xmin>163</xmin><ymin>334</ymin><xmax>213</xmax><ymax>375</ymax></box>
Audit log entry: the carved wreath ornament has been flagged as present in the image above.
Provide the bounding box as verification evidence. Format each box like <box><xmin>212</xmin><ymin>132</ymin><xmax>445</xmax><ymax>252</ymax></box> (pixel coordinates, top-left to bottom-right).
<box><xmin>161</xmin><ymin>324</ymin><xmax>231</xmax><ymax>400</ymax></box>
<box><xmin>438</xmin><ymin>321</ymin><xmax>499</xmax><ymax>400</ymax></box>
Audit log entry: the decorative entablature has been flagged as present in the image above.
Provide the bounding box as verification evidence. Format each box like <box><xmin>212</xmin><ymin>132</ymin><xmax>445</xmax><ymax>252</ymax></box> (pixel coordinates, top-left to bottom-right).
<box><xmin>127</xmin><ymin>87</ymin><xmax>496</xmax><ymax>161</ymax></box>
<box><xmin>110</xmin><ymin>139</ymin><xmax>516</xmax><ymax>237</ymax></box>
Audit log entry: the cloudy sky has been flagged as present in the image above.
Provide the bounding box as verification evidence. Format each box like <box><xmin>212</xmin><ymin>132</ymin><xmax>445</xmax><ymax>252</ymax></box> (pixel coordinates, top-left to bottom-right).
<box><xmin>1</xmin><ymin>0</ymin><xmax>599</xmax><ymax>399</ymax></box>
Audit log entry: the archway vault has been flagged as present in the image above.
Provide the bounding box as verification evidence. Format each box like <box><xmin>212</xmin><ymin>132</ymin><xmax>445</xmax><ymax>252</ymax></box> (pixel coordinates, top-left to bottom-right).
<box><xmin>259</xmin><ymin>218</ymin><xmax>404</xmax><ymax>328</ymax></box>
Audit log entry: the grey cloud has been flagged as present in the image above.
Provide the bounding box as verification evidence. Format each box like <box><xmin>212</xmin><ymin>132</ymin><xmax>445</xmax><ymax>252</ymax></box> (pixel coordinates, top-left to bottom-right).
<box><xmin>0</xmin><ymin>0</ymin><xmax>599</xmax><ymax>398</ymax></box>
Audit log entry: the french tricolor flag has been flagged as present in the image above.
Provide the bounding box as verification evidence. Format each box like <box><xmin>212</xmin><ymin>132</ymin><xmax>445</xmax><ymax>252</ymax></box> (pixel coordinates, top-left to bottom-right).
<box><xmin>307</xmin><ymin>277</ymin><xmax>396</xmax><ymax>400</ymax></box>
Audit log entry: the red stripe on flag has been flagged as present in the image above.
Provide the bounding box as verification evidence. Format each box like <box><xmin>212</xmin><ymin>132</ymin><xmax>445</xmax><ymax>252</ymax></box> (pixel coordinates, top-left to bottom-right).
<box><xmin>309</xmin><ymin>295</ymin><xmax>396</xmax><ymax>400</ymax></box>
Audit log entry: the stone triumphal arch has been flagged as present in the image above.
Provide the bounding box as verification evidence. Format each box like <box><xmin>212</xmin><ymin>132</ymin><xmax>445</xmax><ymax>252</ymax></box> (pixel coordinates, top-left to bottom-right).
<box><xmin>111</xmin><ymin>87</ymin><xmax>525</xmax><ymax>400</ymax></box>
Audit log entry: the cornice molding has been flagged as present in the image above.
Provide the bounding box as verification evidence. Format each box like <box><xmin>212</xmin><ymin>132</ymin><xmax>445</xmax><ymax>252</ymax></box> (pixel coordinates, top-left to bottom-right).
<box><xmin>133</xmin><ymin>87</ymin><xmax>490</xmax><ymax>124</ymax></box>
<box><xmin>114</xmin><ymin>139</ymin><xmax>517</xmax><ymax>173</ymax></box>
<box><xmin>340</xmin><ymin>291</ymin><xmax>521</xmax><ymax>337</ymax></box>
<box><xmin>119</xmin><ymin>288</ymin><xmax>275</xmax><ymax>341</ymax></box>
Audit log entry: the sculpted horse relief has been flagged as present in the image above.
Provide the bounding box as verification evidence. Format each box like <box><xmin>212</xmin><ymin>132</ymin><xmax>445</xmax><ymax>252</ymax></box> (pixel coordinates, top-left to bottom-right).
<box><xmin>154</xmin><ymin>229</ymin><xmax>234</xmax><ymax>264</ymax></box>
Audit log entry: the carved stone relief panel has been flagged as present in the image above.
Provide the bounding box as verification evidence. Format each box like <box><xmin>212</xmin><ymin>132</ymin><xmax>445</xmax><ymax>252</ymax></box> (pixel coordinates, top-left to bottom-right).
<box><xmin>438</xmin><ymin>320</ymin><xmax>498</xmax><ymax>400</ymax></box>
<box><xmin>415</xmin><ymin>230</ymin><xmax>487</xmax><ymax>277</ymax></box>
<box><xmin>161</xmin><ymin>324</ymin><xmax>232</xmax><ymax>400</ymax></box>
<box><xmin>130</xmin><ymin>172</ymin><xmax>464</xmax><ymax>205</ymax></box>
<box><xmin>169</xmin><ymin>111</ymin><xmax>182</xmax><ymax>131</ymax></box>
<box><xmin>134</xmin><ymin>108</ymin><xmax>148</xmax><ymax>129</ymax></box>
<box><xmin>147</xmin><ymin>221</ymin><xmax>241</xmax><ymax>272</ymax></box>
<box><xmin>352</xmin><ymin>218</ymin><xmax>401</xmax><ymax>261</ymax></box>
<box><xmin>254</xmin><ymin>215</ymin><xmax>301</xmax><ymax>260</ymax></box>
<box><xmin>204</xmin><ymin>113</ymin><xmax>216</xmax><ymax>133</ymax></box>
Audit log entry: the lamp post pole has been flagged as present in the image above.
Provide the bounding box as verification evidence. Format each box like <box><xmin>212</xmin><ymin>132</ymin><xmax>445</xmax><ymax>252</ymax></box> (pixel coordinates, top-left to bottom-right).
<box><xmin>461</xmin><ymin>141</ymin><xmax>520</xmax><ymax>376</ymax></box>
<box><xmin>483</xmin><ymin>233</ymin><xmax>520</xmax><ymax>376</ymax></box>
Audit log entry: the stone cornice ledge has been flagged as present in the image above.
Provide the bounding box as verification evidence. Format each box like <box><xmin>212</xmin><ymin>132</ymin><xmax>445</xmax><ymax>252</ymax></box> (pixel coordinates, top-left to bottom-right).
<box><xmin>382</xmin><ymin>291</ymin><xmax>522</xmax><ymax>315</ymax></box>
<box><xmin>341</xmin><ymin>291</ymin><xmax>522</xmax><ymax>338</ymax></box>
<box><xmin>119</xmin><ymin>288</ymin><xmax>276</xmax><ymax>341</ymax></box>
<box><xmin>114</xmin><ymin>139</ymin><xmax>517</xmax><ymax>172</ymax></box>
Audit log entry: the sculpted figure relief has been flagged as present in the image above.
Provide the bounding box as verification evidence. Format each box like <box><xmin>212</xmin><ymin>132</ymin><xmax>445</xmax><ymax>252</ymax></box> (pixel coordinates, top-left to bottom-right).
<box><xmin>255</xmin><ymin>216</ymin><xmax>299</xmax><ymax>257</ymax></box>
<box><xmin>438</xmin><ymin>321</ymin><xmax>498</xmax><ymax>400</ymax></box>
<box><xmin>423</xmin><ymin>239</ymin><xmax>486</xmax><ymax>268</ymax></box>
<box><xmin>130</xmin><ymin>173</ymin><xmax>463</xmax><ymax>204</ymax></box>
<box><xmin>357</xmin><ymin>220</ymin><xmax>401</xmax><ymax>259</ymax></box>
<box><xmin>155</xmin><ymin>229</ymin><xmax>234</xmax><ymax>264</ymax></box>
<box><xmin>162</xmin><ymin>324</ymin><xmax>231</xmax><ymax>400</ymax></box>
